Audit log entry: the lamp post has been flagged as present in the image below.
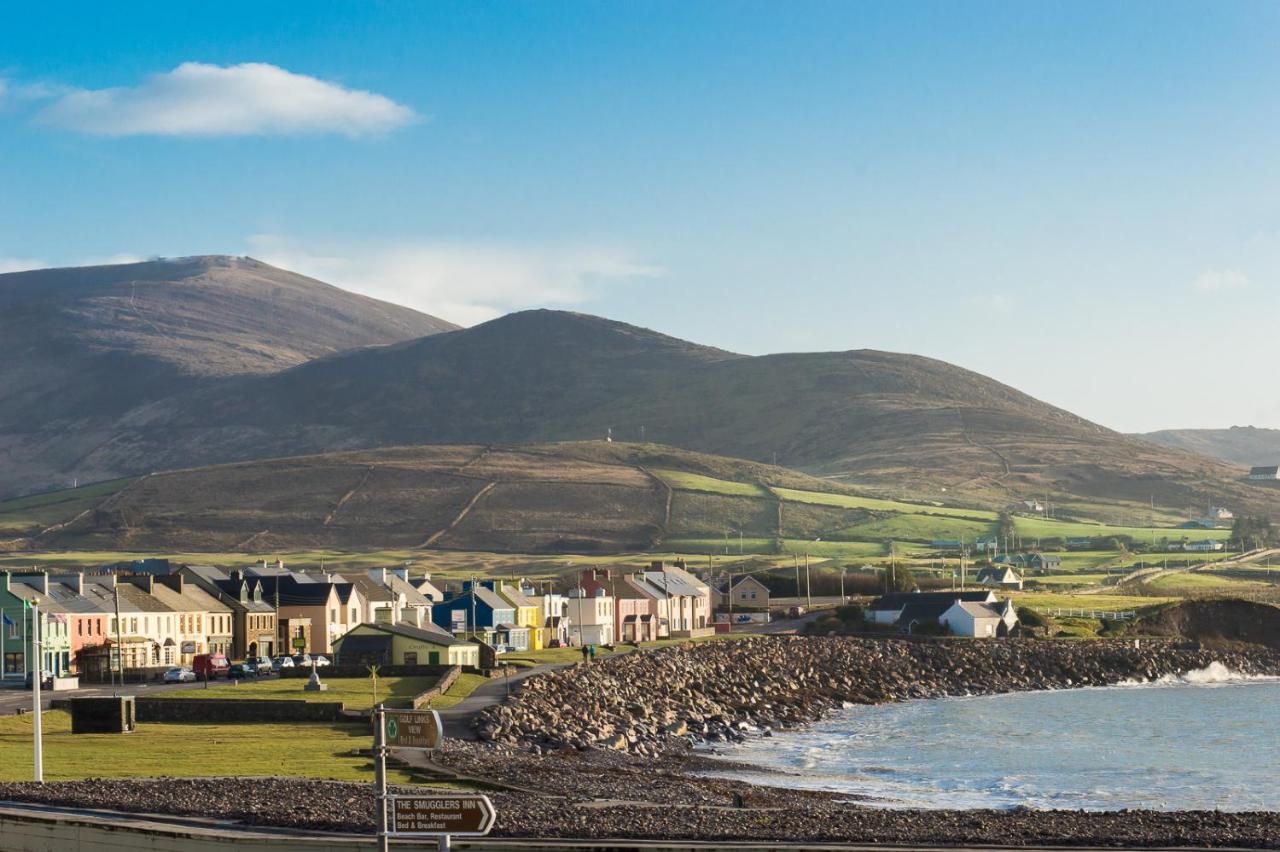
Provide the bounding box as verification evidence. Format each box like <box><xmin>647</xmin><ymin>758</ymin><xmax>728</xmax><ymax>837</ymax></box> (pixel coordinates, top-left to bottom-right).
<box><xmin>31</xmin><ymin>599</ymin><xmax>43</xmax><ymax>783</ymax></box>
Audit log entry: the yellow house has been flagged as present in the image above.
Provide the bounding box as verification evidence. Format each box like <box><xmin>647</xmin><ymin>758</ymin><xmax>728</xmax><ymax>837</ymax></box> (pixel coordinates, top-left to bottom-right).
<box><xmin>493</xmin><ymin>582</ymin><xmax>542</xmax><ymax>650</ymax></box>
<box><xmin>333</xmin><ymin>622</ymin><xmax>480</xmax><ymax>668</ymax></box>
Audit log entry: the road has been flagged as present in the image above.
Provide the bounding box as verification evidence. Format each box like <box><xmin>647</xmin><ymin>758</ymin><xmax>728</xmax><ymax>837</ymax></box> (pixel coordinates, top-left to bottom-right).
<box><xmin>0</xmin><ymin>676</ymin><xmax>251</xmax><ymax>715</ymax></box>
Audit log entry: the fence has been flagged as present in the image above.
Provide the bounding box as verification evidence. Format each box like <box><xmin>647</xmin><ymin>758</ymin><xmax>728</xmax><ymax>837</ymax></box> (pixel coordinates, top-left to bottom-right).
<box><xmin>1033</xmin><ymin>607</ymin><xmax>1137</xmax><ymax>620</ymax></box>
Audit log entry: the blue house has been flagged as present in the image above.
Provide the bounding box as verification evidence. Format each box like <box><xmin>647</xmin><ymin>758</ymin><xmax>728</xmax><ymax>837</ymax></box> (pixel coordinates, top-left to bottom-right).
<box><xmin>431</xmin><ymin>582</ymin><xmax>517</xmax><ymax>646</ymax></box>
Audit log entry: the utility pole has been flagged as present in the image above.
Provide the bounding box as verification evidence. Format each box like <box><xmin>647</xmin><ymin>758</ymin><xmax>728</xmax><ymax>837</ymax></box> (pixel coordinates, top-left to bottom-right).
<box><xmin>793</xmin><ymin>554</ymin><xmax>801</xmax><ymax>597</ymax></box>
<box><xmin>113</xmin><ymin>584</ymin><xmax>123</xmax><ymax>690</ymax></box>
<box><xmin>804</xmin><ymin>552</ymin><xmax>812</xmax><ymax>609</ymax></box>
<box><xmin>839</xmin><ymin>565</ymin><xmax>847</xmax><ymax>603</ymax></box>
<box><xmin>31</xmin><ymin>600</ymin><xmax>43</xmax><ymax>783</ymax></box>
<box><xmin>373</xmin><ymin>703</ymin><xmax>388</xmax><ymax>852</ymax></box>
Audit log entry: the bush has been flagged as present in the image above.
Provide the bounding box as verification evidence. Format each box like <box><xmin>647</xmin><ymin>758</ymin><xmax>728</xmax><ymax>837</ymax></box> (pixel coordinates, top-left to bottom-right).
<box><xmin>1016</xmin><ymin>606</ymin><xmax>1048</xmax><ymax>629</ymax></box>
<box><xmin>834</xmin><ymin>604</ymin><xmax>864</xmax><ymax>624</ymax></box>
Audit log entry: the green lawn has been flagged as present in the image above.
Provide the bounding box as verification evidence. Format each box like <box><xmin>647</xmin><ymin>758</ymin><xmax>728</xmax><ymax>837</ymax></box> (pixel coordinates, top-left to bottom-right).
<box><xmin>1013</xmin><ymin>516</ymin><xmax>1232</xmax><ymax>543</ymax></box>
<box><xmin>1011</xmin><ymin>591</ymin><xmax>1173</xmax><ymax>611</ymax></box>
<box><xmin>834</xmin><ymin>514</ymin><xmax>995</xmax><ymax>543</ymax></box>
<box><xmin>0</xmin><ymin>710</ymin><xmax>416</xmax><ymax>783</ymax></box>
<box><xmin>650</xmin><ymin>469</ymin><xmax>768</xmax><ymax>498</ymax></box>
<box><xmin>156</xmin><ymin>675</ymin><xmax>439</xmax><ymax>711</ymax></box>
<box><xmin>772</xmin><ymin>487</ymin><xmax>999</xmax><ymax>521</ymax></box>
<box><xmin>0</xmin><ymin>478</ymin><xmax>136</xmax><ymax>534</ymax></box>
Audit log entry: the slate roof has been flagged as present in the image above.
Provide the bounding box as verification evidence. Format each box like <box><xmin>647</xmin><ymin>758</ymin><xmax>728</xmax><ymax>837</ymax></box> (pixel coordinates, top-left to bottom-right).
<box><xmin>353</xmin><ymin>620</ymin><xmax>468</xmax><ymax>646</ymax></box>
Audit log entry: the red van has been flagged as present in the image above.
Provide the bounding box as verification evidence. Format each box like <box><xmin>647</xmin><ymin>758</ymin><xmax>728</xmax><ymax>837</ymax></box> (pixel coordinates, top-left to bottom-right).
<box><xmin>191</xmin><ymin>653</ymin><xmax>229</xmax><ymax>680</ymax></box>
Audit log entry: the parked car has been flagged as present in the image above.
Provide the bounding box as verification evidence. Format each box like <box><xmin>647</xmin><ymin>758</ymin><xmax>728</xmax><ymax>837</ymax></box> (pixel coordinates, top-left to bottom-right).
<box><xmin>312</xmin><ymin>655</ymin><xmax>330</xmax><ymax>667</ymax></box>
<box><xmin>163</xmin><ymin>666</ymin><xmax>196</xmax><ymax>683</ymax></box>
<box><xmin>253</xmin><ymin>656</ymin><xmax>274</xmax><ymax>674</ymax></box>
<box><xmin>292</xmin><ymin>654</ymin><xmax>314</xmax><ymax>667</ymax></box>
<box><xmin>23</xmin><ymin>670</ymin><xmax>54</xmax><ymax>690</ymax></box>
<box><xmin>272</xmin><ymin>656</ymin><xmax>295</xmax><ymax>671</ymax></box>
<box><xmin>787</xmin><ymin>605</ymin><xmax>807</xmax><ymax>618</ymax></box>
<box><xmin>191</xmin><ymin>653</ymin><xmax>230</xmax><ymax>680</ymax></box>
<box><xmin>227</xmin><ymin>662</ymin><xmax>257</xmax><ymax>679</ymax></box>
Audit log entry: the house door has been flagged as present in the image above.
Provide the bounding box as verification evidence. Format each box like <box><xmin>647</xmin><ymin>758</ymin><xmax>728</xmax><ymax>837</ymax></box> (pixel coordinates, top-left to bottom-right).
<box><xmin>428</xmin><ymin>651</ymin><xmax>440</xmax><ymax>665</ymax></box>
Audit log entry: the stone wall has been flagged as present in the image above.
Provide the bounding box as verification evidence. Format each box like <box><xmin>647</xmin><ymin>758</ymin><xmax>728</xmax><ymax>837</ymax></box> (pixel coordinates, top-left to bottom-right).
<box><xmin>134</xmin><ymin>697</ymin><xmax>346</xmax><ymax>723</ymax></box>
<box><xmin>410</xmin><ymin>665</ymin><xmax>461</xmax><ymax>709</ymax></box>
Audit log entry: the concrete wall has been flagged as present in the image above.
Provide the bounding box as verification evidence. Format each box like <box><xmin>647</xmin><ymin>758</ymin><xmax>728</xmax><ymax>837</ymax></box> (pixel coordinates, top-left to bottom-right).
<box><xmin>134</xmin><ymin>697</ymin><xmax>345</xmax><ymax>723</ymax></box>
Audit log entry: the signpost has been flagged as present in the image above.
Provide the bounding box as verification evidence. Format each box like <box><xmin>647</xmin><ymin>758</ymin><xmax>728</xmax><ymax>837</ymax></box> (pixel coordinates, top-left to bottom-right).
<box><xmin>389</xmin><ymin>794</ymin><xmax>496</xmax><ymax>837</ymax></box>
<box><xmin>384</xmin><ymin>709</ymin><xmax>442</xmax><ymax>749</ymax></box>
<box><xmin>373</xmin><ymin>706</ymin><xmax>485</xmax><ymax>851</ymax></box>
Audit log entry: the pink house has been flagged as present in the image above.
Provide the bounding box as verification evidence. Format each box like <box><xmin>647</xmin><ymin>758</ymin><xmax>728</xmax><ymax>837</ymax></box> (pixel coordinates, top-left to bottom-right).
<box><xmin>578</xmin><ymin>568</ymin><xmax>658</xmax><ymax>643</ymax></box>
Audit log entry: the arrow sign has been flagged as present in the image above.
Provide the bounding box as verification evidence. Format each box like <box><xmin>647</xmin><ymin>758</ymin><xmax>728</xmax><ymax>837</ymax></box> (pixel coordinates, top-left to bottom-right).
<box><xmin>388</xmin><ymin>794</ymin><xmax>496</xmax><ymax>836</ymax></box>
<box><xmin>383</xmin><ymin>709</ymin><xmax>442</xmax><ymax>750</ymax></box>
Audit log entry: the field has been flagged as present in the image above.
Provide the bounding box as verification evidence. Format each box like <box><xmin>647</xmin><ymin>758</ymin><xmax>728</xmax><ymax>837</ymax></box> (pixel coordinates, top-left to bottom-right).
<box><xmin>1011</xmin><ymin>592</ymin><xmax>1175</xmax><ymax>612</ymax></box>
<box><xmin>650</xmin><ymin>469</ymin><xmax>768</xmax><ymax>498</ymax></box>
<box><xmin>1140</xmin><ymin>572</ymin><xmax>1272</xmax><ymax>594</ymax></box>
<box><xmin>771</xmin><ymin>487</ymin><xmax>998</xmax><ymax>521</ymax></box>
<box><xmin>157</xmin><ymin>675</ymin><xmax>439</xmax><ymax>711</ymax></box>
<box><xmin>1012</xmin><ymin>516</ymin><xmax>1232</xmax><ymax>543</ymax></box>
<box><xmin>834</xmin><ymin>514</ymin><xmax>994</xmax><ymax>543</ymax></box>
<box><xmin>0</xmin><ymin>478</ymin><xmax>136</xmax><ymax>535</ymax></box>
<box><xmin>0</xmin><ymin>711</ymin><xmax>416</xmax><ymax>783</ymax></box>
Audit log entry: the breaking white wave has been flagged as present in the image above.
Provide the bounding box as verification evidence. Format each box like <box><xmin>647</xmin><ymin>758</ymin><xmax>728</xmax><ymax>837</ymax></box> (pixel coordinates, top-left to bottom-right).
<box><xmin>1120</xmin><ymin>661</ymin><xmax>1280</xmax><ymax>687</ymax></box>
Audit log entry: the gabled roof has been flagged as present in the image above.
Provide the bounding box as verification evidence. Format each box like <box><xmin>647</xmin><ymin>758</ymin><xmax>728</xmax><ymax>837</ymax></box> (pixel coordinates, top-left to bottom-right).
<box><xmin>1250</xmin><ymin>465</ymin><xmax>1279</xmax><ymax>475</ymax></box>
<box><xmin>340</xmin><ymin>574</ymin><xmax>396</xmax><ymax>603</ymax></box>
<box><xmin>414</xmin><ymin>577</ymin><xmax>444</xmax><ymax>601</ymax></box>
<box><xmin>348</xmin><ymin>620</ymin><xmax>468</xmax><ymax>647</ymax></box>
<box><xmin>642</xmin><ymin>570</ymin><xmax>704</xmax><ymax>598</ymax></box>
<box><xmin>385</xmin><ymin>574</ymin><xmax>433</xmax><ymax>607</ymax></box>
<box><xmin>495</xmin><ymin>583</ymin><xmax>536</xmax><ymax>609</ymax></box>
<box><xmin>950</xmin><ymin>600</ymin><xmax>1004</xmax><ymax>619</ymax></box>
<box><xmin>896</xmin><ymin>601</ymin><xmax>953</xmax><ymax>623</ymax></box>
<box><xmin>251</xmin><ymin>575</ymin><xmax>338</xmax><ymax>607</ymax></box>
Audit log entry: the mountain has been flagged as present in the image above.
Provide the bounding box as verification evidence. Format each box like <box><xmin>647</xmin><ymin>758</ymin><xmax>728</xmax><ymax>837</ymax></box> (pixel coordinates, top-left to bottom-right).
<box><xmin>6</xmin><ymin>256</ymin><xmax>1279</xmax><ymax>523</ymax></box>
<box><xmin>1138</xmin><ymin>427</ymin><xmax>1280</xmax><ymax>468</ymax></box>
<box><xmin>0</xmin><ymin>255</ymin><xmax>456</xmax><ymax>494</ymax></box>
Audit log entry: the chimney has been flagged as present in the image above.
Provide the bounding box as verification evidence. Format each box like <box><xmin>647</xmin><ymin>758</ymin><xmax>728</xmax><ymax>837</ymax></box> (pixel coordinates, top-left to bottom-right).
<box><xmin>53</xmin><ymin>573</ymin><xmax>84</xmax><ymax>596</ymax></box>
<box><xmin>276</xmin><ymin>559</ymin><xmax>285</xmax><ymax>572</ymax></box>
<box><xmin>367</xmin><ymin>567</ymin><xmax>387</xmax><ymax>585</ymax></box>
<box><xmin>390</xmin><ymin>566</ymin><xmax>409</xmax><ymax>583</ymax></box>
<box><xmin>17</xmin><ymin>572</ymin><xmax>49</xmax><ymax>595</ymax></box>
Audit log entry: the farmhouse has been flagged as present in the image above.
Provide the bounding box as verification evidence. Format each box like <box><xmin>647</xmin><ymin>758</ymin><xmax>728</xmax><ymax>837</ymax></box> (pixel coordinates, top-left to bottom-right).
<box><xmin>974</xmin><ymin>565</ymin><xmax>1024</xmax><ymax>590</ymax></box>
<box><xmin>1248</xmin><ymin>465</ymin><xmax>1280</xmax><ymax>480</ymax></box>
<box><xmin>867</xmin><ymin>590</ymin><xmax>996</xmax><ymax>625</ymax></box>
<box><xmin>1184</xmin><ymin>539</ymin><xmax>1225</xmax><ymax>552</ymax></box>
<box><xmin>709</xmin><ymin>575</ymin><xmax>771</xmax><ymax>610</ymax></box>
<box><xmin>939</xmin><ymin>598</ymin><xmax>1018</xmax><ymax>637</ymax></box>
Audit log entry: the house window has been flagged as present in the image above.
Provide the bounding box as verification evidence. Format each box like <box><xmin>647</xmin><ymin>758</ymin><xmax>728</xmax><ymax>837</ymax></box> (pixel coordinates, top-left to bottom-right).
<box><xmin>129</xmin><ymin>618</ymin><xmax>138</xmax><ymax>634</ymax></box>
<box><xmin>403</xmin><ymin>652</ymin><xmax>418</xmax><ymax>666</ymax></box>
<box><xmin>331</xmin><ymin>609</ymin><xmax>337</xmax><ymax>624</ymax></box>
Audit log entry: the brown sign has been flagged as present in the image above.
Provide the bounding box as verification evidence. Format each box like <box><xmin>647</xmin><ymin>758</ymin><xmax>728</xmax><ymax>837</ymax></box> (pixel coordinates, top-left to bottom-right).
<box><xmin>388</xmin><ymin>794</ymin><xmax>496</xmax><ymax>836</ymax></box>
<box><xmin>384</xmin><ymin>709</ymin><xmax>442</xmax><ymax>749</ymax></box>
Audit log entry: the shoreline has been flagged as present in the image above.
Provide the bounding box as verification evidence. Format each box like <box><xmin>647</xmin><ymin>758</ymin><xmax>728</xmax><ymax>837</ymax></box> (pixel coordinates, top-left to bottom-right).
<box><xmin>2</xmin><ymin>638</ymin><xmax>1279</xmax><ymax>847</ymax></box>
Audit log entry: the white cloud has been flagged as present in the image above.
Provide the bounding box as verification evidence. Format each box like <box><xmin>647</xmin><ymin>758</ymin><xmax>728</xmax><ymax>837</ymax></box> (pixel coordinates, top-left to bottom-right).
<box><xmin>0</xmin><ymin>257</ymin><xmax>47</xmax><ymax>274</ymax></box>
<box><xmin>247</xmin><ymin>235</ymin><xmax>665</xmax><ymax>325</ymax></box>
<box><xmin>1192</xmin><ymin>268</ymin><xmax>1250</xmax><ymax>293</ymax></box>
<box><xmin>35</xmin><ymin>62</ymin><xmax>415</xmax><ymax>137</ymax></box>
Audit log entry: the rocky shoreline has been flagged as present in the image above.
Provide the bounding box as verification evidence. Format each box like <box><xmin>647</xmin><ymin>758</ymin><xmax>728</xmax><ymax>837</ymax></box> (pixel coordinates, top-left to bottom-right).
<box><xmin>2</xmin><ymin>637</ymin><xmax>1279</xmax><ymax>848</ymax></box>
<box><xmin>475</xmin><ymin>635</ymin><xmax>1280</xmax><ymax>755</ymax></box>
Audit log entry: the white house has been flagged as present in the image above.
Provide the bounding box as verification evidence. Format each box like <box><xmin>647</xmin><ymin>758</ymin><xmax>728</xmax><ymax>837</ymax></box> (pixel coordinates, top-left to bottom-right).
<box><xmin>566</xmin><ymin>588</ymin><xmax>614</xmax><ymax>646</ymax></box>
<box><xmin>974</xmin><ymin>565</ymin><xmax>1024</xmax><ymax>591</ymax></box>
<box><xmin>867</xmin><ymin>590</ymin><xmax>997</xmax><ymax>625</ymax></box>
<box><xmin>1248</xmin><ymin>466</ymin><xmax>1280</xmax><ymax>481</ymax></box>
<box><xmin>642</xmin><ymin>563</ymin><xmax>711</xmax><ymax>635</ymax></box>
<box><xmin>1184</xmin><ymin>539</ymin><xmax>1225</xmax><ymax>552</ymax></box>
<box><xmin>939</xmin><ymin>598</ymin><xmax>1017</xmax><ymax>638</ymax></box>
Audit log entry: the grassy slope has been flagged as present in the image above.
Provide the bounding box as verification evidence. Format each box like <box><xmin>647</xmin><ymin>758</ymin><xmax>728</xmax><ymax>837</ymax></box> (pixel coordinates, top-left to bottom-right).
<box><xmin>0</xmin><ymin>478</ymin><xmax>136</xmax><ymax>535</ymax></box>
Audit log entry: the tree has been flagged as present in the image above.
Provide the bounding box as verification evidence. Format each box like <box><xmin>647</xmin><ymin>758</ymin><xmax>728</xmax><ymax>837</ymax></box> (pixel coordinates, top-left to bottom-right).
<box><xmin>1231</xmin><ymin>516</ymin><xmax>1273</xmax><ymax>550</ymax></box>
<box><xmin>879</xmin><ymin>565</ymin><xmax>917</xmax><ymax>593</ymax></box>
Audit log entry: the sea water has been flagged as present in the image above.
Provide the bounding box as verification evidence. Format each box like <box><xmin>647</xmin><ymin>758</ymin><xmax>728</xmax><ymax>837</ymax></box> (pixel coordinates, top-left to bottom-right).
<box><xmin>701</xmin><ymin>664</ymin><xmax>1280</xmax><ymax>810</ymax></box>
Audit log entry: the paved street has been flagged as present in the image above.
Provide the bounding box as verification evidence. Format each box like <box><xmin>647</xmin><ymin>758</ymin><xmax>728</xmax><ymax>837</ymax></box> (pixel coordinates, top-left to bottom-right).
<box><xmin>0</xmin><ymin>677</ymin><xmax>252</xmax><ymax>715</ymax></box>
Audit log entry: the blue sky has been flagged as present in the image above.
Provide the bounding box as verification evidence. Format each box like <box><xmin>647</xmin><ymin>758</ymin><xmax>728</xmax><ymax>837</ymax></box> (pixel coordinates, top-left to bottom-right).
<box><xmin>3</xmin><ymin>2</ymin><xmax>1279</xmax><ymax>432</ymax></box>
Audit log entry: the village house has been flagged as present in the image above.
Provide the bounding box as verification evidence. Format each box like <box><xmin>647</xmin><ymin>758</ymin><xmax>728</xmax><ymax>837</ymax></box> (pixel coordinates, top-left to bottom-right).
<box><xmin>974</xmin><ymin>565</ymin><xmax>1024</xmax><ymax>590</ymax></box>
<box><xmin>87</xmin><ymin>575</ymin><xmax>178</xmax><ymax>674</ymax></box>
<box><xmin>643</xmin><ymin>562</ymin><xmax>712</xmax><ymax>636</ymax></box>
<box><xmin>340</xmin><ymin>572</ymin><xmax>401</xmax><ymax>626</ymax></box>
<box><xmin>184</xmin><ymin>567</ymin><xmax>278</xmax><ymax>660</ymax></box>
<box><xmin>709</xmin><ymin>575</ymin><xmax>771</xmax><ymax>610</ymax></box>
<box><xmin>566</xmin><ymin>587</ymin><xmax>615</xmax><ymax>646</ymax></box>
<box><xmin>867</xmin><ymin>590</ymin><xmax>997</xmax><ymax>625</ymax></box>
<box><xmin>413</xmin><ymin>575</ymin><xmax>445</xmax><ymax>604</ymax></box>
<box><xmin>521</xmin><ymin>582</ymin><xmax>572</xmax><ymax>647</ymax></box>
<box><xmin>431</xmin><ymin>583</ymin><xmax>521</xmax><ymax>649</ymax></box>
<box><xmin>45</xmin><ymin>574</ymin><xmax>111</xmax><ymax>675</ymax></box>
<box><xmin>1183</xmin><ymin>539</ymin><xmax>1226</xmax><ymax>552</ymax></box>
<box><xmin>1248</xmin><ymin>465</ymin><xmax>1280</xmax><ymax>481</ymax></box>
<box><xmin>365</xmin><ymin>567</ymin><xmax>435</xmax><ymax>628</ymax></box>
<box><xmin>332</xmin><ymin>621</ymin><xmax>481</xmax><ymax>668</ymax></box>
<box><xmin>938</xmin><ymin>598</ymin><xmax>1018</xmax><ymax>637</ymax></box>
<box><xmin>488</xmin><ymin>581</ymin><xmax>543</xmax><ymax>650</ymax></box>
<box><xmin>578</xmin><ymin>569</ymin><xmax>659</xmax><ymax>644</ymax></box>
<box><xmin>123</xmin><ymin>574</ymin><xmax>235</xmax><ymax>660</ymax></box>
<box><xmin>246</xmin><ymin>573</ymin><xmax>351</xmax><ymax>654</ymax></box>
<box><xmin>0</xmin><ymin>573</ymin><xmax>73</xmax><ymax>678</ymax></box>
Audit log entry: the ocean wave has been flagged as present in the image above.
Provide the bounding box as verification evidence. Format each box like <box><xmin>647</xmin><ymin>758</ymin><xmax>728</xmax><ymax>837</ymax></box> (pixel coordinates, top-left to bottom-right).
<box><xmin>1119</xmin><ymin>661</ymin><xmax>1280</xmax><ymax>687</ymax></box>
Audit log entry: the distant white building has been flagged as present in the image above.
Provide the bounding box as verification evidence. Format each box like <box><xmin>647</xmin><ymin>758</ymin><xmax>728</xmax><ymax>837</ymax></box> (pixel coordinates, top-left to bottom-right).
<box><xmin>1184</xmin><ymin>539</ymin><xmax>1225</xmax><ymax>553</ymax></box>
<box><xmin>1207</xmin><ymin>506</ymin><xmax>1234</xmax><ymax>521</ymax></box>
<box><xmin>1248</xmin><ymin>466</ymin><xmax>1280</xmax><ymax>481</ymax></box>
<box><xmin>566</xmin><ymin>588</ymin><xmax>615</xmax><ymax>646</ymax></box>
<box><xmin>939</xmin><ymin>598</ymin><xmax>1018</xmax><ymax>638</ymax></box>
<box><xmin>974</xmin><ymin>565</ymin><xmax>1024</xmax><ymax>590</ymax></box>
